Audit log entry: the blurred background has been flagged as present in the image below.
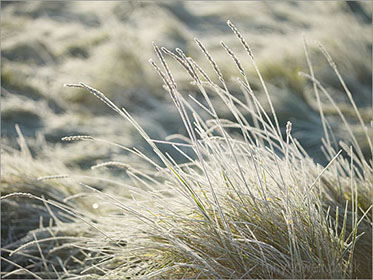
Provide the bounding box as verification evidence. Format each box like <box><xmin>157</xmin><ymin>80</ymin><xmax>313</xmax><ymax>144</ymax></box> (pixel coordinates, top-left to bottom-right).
<box><xmin>1</xmin><ymin>1</ymin><xmax>372</xmax><ymax>171</ymax></box>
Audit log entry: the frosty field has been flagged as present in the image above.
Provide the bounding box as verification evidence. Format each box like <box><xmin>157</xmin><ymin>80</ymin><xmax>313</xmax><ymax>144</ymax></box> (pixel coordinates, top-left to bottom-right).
<box><xmin>1</xmin><ymin>1</ymin><xmax>372</xmax><ymax>279</ymax></box>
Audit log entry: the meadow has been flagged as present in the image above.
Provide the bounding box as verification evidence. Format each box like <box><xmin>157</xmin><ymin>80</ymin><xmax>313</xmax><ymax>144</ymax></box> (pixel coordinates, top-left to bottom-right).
<box><xmin>1</xmin><ymin>1</ymin><xmax>372</xmax><ymax>279</ymax></box>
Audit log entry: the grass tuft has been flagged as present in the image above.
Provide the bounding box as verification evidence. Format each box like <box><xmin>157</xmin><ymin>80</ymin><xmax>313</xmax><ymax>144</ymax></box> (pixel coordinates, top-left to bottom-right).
<box><xmin>2</xmin><ymin>20</ymin><xmax>372</xmax><ymax>279</ymax></box>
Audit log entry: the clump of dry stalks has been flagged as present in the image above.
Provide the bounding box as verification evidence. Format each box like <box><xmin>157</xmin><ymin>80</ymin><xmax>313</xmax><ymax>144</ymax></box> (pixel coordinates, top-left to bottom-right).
<box><xmin>1</xmin><ymin>20</ymin><xmax>372</xmax><ymax>279</ymax></box>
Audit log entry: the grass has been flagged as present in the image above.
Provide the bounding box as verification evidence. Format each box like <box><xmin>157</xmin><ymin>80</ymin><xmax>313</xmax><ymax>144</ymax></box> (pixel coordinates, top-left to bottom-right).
<box><xmin>1</xmin><ymin>20</ymin><xmax>372</xmax><ymax>279</ymax></box>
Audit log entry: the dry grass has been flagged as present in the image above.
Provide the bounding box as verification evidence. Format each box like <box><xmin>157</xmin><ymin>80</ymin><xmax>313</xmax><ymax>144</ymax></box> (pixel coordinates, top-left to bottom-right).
<box><xmin>2</xmin><ymin>18</ymin><xmax>372</xmax><ymax>279</ymax></box>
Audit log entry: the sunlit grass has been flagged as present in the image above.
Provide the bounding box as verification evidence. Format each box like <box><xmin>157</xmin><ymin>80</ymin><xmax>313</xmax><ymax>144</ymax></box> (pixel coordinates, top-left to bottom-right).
<box><xmin>2</xmin><ymin>18</ymin><xmax>372</xmax><ymax>279</ymax></box>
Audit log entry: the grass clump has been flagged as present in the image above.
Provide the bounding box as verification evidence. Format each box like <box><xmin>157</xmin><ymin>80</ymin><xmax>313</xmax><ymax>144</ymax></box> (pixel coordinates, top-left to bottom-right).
<box><xmin>1</xmin><ymin>64</ymin><xmax>44</xmax><ymax>100</ymax></box>
<box><xmin>2</xmin><ymin>39</ymin><xmax>57</xmax><ymax>66</ymax></box>
<box><xmin>260</xmin><ymin>56</ymin><xmax>306</xmax><ymax>98</ymax></box>
<box><xmin>1</xmin><ymin>20</ymin><xmax>372</xmax><ymax>279</ymax></box>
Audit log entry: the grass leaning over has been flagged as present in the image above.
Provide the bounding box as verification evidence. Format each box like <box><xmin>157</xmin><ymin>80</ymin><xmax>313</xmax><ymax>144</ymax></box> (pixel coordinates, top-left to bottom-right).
<box><xmin>1</xmin><ymin>20</ymin><xmax>372</xmax><ymax>279</ymax></box>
